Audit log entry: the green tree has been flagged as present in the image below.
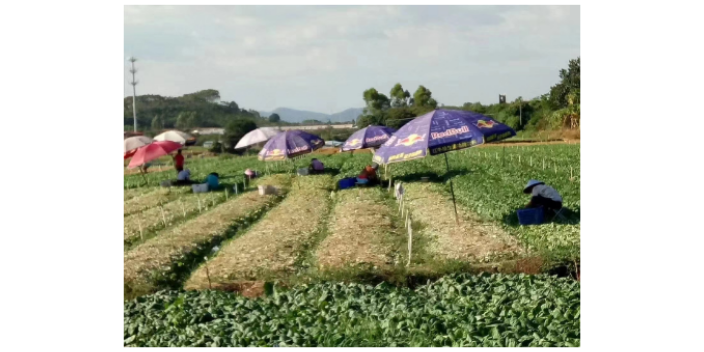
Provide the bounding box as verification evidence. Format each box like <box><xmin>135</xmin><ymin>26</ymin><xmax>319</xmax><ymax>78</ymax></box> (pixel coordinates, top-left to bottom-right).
<box><xmin>248</xmin><ymin>109</ymin><xmax>261</xmax><ymax>119</ymax></box>
<box><xmin>225</xmin><ymin>101</ymin><xmax>240</xmax><ymax>114</ymax></box>
<box><xmin>223</xmin><ymin>119</ymin><xmax>258</xmax><ymax>154</ymax></box>
<box><xmin>185</xmin><ymin>112</ymin><xmax>199</xmax><ymax>129</ymax></box>
<box><xmin>390</xmin><ymin>83</ymin><xmax>411</xmax><ymax>108</ymax></box>
<box><xmin>413</xmin><ymin>86</ymin><xmax>437</xmax><ymax>108</ymax></box>
<box><xmin>151</xmin><ymin>115</ymin><xmax>163</xmax><ymax>131</ymax></box>
<box><xmin>548</xmin><ymin>91</ymin><xmax>580</xmax><ymax>130</ymax></box>
<box><xmin>363</xmin><ymin>88</ymin><xmax>391</xmax><ymax>113</ymax></box>
<box><xmin>548</xmin><ymin>57</ymin><xmax>580</xmax><ymax>108</ymax></box>
<box><xmin>175</xmin><ymin>112</ymin><xmax>189</xmax><ymax>130</ymax></box>
<box><xmin>268</xmin><ymin>113</ymin><xmax>281</xmax><ymax>123</ymax></box>
<box><xmin>356</xmin><ymin>113</ymin><xmax>384</xmax><ymax>128</ymax></box>
<box><xmin>385</xmin><ymin>108</ymin><xmax>415</xmax><ymax>129</ymax></box>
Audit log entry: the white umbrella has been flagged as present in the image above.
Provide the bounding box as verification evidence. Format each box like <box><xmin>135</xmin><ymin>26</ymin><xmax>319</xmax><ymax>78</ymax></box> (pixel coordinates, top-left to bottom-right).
<box><xmin>124</xmin><ymin>136</ymin><xmax>152</xmax><ymax>154</ymax></box>
<box><xmin>235</xmin><ymin>127</ymin><xmax>280</xmax><ymax>149</ymax></box>
<box><xmin>153</xmin><ymin>130</ymin><xmax>192</xmax><ymax>144</ymax></box>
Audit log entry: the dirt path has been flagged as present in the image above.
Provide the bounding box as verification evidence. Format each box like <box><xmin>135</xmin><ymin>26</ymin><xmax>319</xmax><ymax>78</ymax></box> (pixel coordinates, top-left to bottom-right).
<box><xmin>315</xmin><ymin>188</ymin><xmax>403</xmax><ymax>270</ymax></box>
<box><xmin>185</xmin><ymin>175</ymin><xmax>333</xmax><ymax>289</ymax></box>
<box><xmin>403</xmin><ymin>183</ymin><xmax>524</xmax><ymax>263</ymax></box>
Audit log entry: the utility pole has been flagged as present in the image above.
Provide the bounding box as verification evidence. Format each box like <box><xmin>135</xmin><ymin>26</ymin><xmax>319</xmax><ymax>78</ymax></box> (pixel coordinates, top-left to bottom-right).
<box><xmin>129</xmin><ymin>57</ymin><xmax>139</xmax><ymax>132</ymax></box>
<box><xmin>519</xmin><ymin>97</ymin><xmax>522</xmax><ymax>126</ymax></box>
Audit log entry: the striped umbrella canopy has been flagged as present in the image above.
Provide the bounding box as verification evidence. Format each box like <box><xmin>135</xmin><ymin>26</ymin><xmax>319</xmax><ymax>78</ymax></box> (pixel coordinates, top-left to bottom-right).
<box><xmin>153</xmin><ymin>130</ymin><xmax>192</xmax><ymax>145</ymax></box>
<box><xmin>235</xmin><ymin>127</ymin><xmax>280</xmax><ymax>149</ymax></box>
<box><xmin>341</xmin><ymin>125</ymin><xmax>395</xmax><ymax>152</ymax></box>
<box><xmin>258</xmin><ymin>130</ymin><xmax>325</xmax><ymax>161</ymax></box>
<box><xmin>124</xmin><ymin>136</ymin><xmax>152</xmax><ymax>159</ymax></box>
<box><xmin>127</xmin><ymin>140</ymin><xmax>183</xmax><ymax>169</ymax></box>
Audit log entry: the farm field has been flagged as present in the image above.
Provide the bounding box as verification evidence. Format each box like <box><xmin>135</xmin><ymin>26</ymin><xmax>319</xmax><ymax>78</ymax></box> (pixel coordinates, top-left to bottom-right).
<box><xmin>124</xmin><ymin>143</ymin><xmax>580</xmax><ymax>346</ymax></box>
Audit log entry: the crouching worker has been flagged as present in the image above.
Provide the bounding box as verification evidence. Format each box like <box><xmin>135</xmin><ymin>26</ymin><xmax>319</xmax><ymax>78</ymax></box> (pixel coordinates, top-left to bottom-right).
<box><xmin>309</xmin><ymin>158</ymin><xmax>325</xmax><ymax>174</ymax></box>
<box><xmin>356</xmin><ymin>163</ymin><xmax>379</xmax><ymax>186</ymax></box>
<box><xmin>206</xmin><ymin>172</ymin><xmax>220</xmax><ymax>190</ymax></box>
<box><xmin>244</xmin><ymin>169</ymin><xmax>258</xmax><ymax>180</ymax></box>
<box><xmin>174</xmin><ymin>169</ymin><xmax>195</xmax><ymax>186</ymax></box>
<box><xmin>523</xmin><ymin>179</ymin><xmax>562</xmax><ymax>216</ymax></box>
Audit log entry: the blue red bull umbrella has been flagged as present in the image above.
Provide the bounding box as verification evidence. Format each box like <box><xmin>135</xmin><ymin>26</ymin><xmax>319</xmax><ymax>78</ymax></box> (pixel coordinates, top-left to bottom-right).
<box><xmin>258</xmin><ymin>130</ymin><xmax>325</xmax><ymax>161</ymax></box>
<box><xmin>341</xmin><ymin>125</ymin><xmax>396</xmax><ymax>152</ymax></box>
<box><xmin>372</xmin><ymin>109</ymin><xmax>515</xmax><ymax>165</ymax></box>
<box><xmin>373</xmin><ymin>109</ymin><xmax>515</xmax><ymax>224</ymax></box>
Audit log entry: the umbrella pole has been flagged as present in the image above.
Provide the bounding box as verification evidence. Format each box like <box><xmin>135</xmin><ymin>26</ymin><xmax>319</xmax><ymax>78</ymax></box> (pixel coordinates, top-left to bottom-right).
<box><xmin>445</xmin><ymin>153</ymin><xmax>459</xmax><ymax>225</ymax></box>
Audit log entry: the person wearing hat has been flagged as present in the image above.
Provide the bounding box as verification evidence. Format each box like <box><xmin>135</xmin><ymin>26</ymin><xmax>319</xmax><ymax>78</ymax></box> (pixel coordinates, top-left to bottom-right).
<box><xmin>173</xmin><ymin>168</ymin><xmax>195</xmax><ymax>186</ymax></box>
<box><xmin>357</xmin><ymin>163</ymin><xmax>380</xmax><ymax>186</ymax></box>
<box><xmin>523</xmin><ymin>179</ymin><xmax>563</xmax><ymax>216</ymax></box>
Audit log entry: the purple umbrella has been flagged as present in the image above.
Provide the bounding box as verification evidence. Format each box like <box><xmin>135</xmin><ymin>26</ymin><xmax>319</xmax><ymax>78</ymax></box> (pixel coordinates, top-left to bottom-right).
<box><xmin>258</xmin><ymin>130</ymin><xmax>325</xmax><ymax>161</ymax></box>
<box><xmin>341</xmin><ymin>125</ymin><xmax>396</xmax><ymax>152</ymax></box>
<box><xmin>372</xmin><ymin>109</ymin><xmax>515</xmax><ymax>165</ymax></box>
<box><xmin>372</xmin><ymin>109</ymin><xmax>515</xmax><ymax>224</ymax></box>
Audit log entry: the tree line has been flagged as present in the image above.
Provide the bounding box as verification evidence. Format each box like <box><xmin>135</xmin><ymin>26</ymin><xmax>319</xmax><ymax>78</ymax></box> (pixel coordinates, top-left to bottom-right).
<box><xmin>356</xmin><ymin>57</ymin><xmax>580</xmax><ymax>132</ymax></box>
<box><xmin>123</xmin><ymin>89</ymin><xmax>294</xmax><ymax>133</ymax></box>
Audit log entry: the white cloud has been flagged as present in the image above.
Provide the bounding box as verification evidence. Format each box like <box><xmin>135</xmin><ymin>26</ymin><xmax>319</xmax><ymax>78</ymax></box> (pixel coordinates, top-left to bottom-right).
<box><xmin>125</xmin><ymin>5</ymin><xmax>580</xmax><ymax>112</ymax></box>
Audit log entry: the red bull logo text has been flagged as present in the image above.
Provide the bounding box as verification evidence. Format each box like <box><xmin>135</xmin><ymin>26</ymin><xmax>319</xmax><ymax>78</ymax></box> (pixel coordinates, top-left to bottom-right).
<box><xmin>476</xmin><ymin>120</ymin><xmax>496</xmax><ymax>129</ymax></box>
<box><xmin>365</xmin><ymin>135</ymin><xmax>388</xmax><ymax>143</ymax></box>
<box><xmin>388</xmin><ymin>150</ymin><xmax>424</xmax><ymax>162</ymax></box>
<box><xmin>266</xmin><ymin>149</ymin><xmax>284</xmax><ymax>156</ymax></box>
<box><xmin>431</xmin><ymin>126</ymin><xmax>470</xmax><ymax>140</ymax></box>
<box><xmin>287</xmin><ymin>146</ymin><xmax>309</xmax><ymax>154</ymax></box>
<box><xmin>395</xmin><ymin>134</ymin><xmax>426</xmax><ymax>147</ymax></box>
<box><xmin>346</xmin><ymin>139</ymin><xmax>361</xmax><ymax>147</ymax></box>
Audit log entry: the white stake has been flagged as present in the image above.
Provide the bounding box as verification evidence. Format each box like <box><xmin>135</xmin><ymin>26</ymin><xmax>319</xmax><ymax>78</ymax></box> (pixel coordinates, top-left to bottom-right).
<box><xmin>181</xmin><ymin>201</ymin><xmax>186</xmax><ymax>218</ymax></box>
<box><xmin>225</xmin><ymin>188</ymin><xmax>229</xmax><ymax>200</ymax></box>
<box><xmin>159</xmin><ymin>205</ymin><xmax>166</xmax><ymax>226</ymax></box>
<box><xmin>138</xmin><ymin>219</ymin><xmax>143</xmax><ymax>240</ymax></box>
<box><xmin>543</xmin><ymin>158</ymin><xmax>545</xmax><ymax>170</ymax></box>
<box><xmin>407</xmin><ymin>217</ymin><xmax>412</xmax><ymax>267</ymax></box>
<box><xmin>518</xmin><ymin>155</ymin><xmax>521</xmax><ymax>163</ymax></box>
<box><xmin>235</xmin><ymin>184</ymin><xmax>239</xmax><ymax>195</ymax></box>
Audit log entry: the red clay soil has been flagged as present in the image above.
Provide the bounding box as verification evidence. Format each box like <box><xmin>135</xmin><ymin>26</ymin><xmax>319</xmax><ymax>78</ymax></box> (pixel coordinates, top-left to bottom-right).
<box><xmin>514</xmin><ymin>257</ymin><xmax>545</xmax><ymax>274</ymax></box>
<box><xmin>210</xmin><ymin>281</ymin><xmax>268</xmax><ymax>298</ymax></box>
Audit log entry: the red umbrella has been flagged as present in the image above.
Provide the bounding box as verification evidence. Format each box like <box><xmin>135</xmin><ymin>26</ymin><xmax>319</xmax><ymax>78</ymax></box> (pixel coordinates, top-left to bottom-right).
<box><xmin>124</xmin><ymin>149</ymin><xmax>137</xmax><ymax>160</ymax></box>
<box><xmin>127</xmin><ymin>140</ymin><xmax>182</xmax><ymax>169</ymax></box>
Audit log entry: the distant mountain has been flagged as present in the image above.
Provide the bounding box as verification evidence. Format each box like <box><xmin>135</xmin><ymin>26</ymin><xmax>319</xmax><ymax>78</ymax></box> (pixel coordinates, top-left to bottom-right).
<box><xmin>258</xmin><ymin>107</ymin><xmax>364</xmax><ymax>124</ymax></box>
<box><xmin>330</xmin><ymin>108</ymin><xmax>365</xmax><ymax>123</ymax></box>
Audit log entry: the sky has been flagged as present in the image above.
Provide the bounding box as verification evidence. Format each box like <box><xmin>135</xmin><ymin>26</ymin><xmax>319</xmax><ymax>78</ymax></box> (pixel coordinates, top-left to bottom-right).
<box><xmin>124</xmin><ymin>5</ymin><xmax>580</xmax><ymax>114</ymax></box>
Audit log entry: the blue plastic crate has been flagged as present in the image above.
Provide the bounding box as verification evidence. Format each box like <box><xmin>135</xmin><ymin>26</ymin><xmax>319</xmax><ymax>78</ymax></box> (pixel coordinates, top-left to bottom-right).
<box><xmin>338</xmin><ymin>177</ymin><xmax>356</xmax><ymax>190</ymax></box>
<box><xmin>517</xmin><ymin>208</ymin><xmax>544</xmax><ymax>225</ymax></box>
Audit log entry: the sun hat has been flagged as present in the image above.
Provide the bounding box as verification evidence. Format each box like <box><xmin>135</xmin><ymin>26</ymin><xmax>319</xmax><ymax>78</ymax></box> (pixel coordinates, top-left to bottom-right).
<box><xmin>523</xmin><ymin>179</ymin><xmax>544</xmax><ymax>193</ymax></box>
